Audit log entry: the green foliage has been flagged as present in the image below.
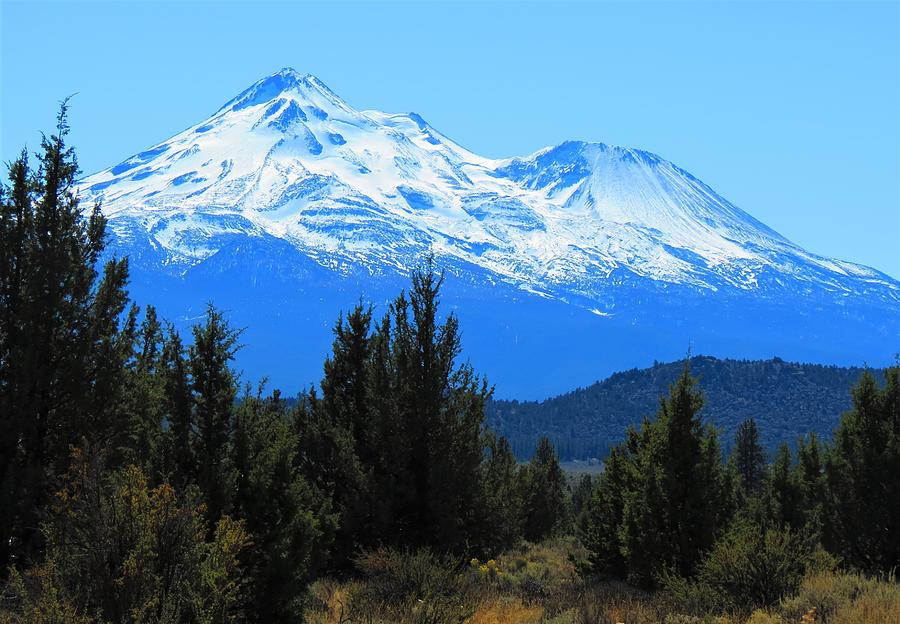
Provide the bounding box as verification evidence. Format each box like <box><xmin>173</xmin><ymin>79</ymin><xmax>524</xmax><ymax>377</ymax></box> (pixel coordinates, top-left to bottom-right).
<box><xmin>190</xmin><ymin>305</ymin><xmax>242</xmax><ymax>526</ymax></box>
<box><xmin>765</xmin><ymin>443</ymin><xmax>803</xmax><ymax>530</ymax></box>
<box><xmin>522</xmin><ymin>436</ymin><xmax>567</xmax><ymax>542</ymax></box>
<box><xmin>6</xmin><ymin>104</ymin><xmax>900</xmax><ymax>624</ymax></box>
<box><xmin>579</xmin><ymin>443</ymin><xmax>632</xmax><ymax>578</ymax></box>
<box><xmin>476</xmin><ymin>432</ymin><xmax>524</xmax><ymax>555</ymax></box>
<box><xmin>487</xmin><ymin>356</ymin><xmax>880</xmax><ymax>461</ymax></box>
<box><xmin>661</xmin><ymin>522</ymin><xmax>826</xmax><ymax>614</ymax></box>
<box><xmin>350</xmin><ymin>547</ymin><xmax>479</xmax><ymax>624</ymax></box>
<box><xmin>733</xmin><ymin>418</ymin><xmax>767</xmax><ymax>496</ymax></box>
<box><xmin>160</xmin><ymin>326</ymin><xmax>194</xmax><ymax>487</ymax></box>
<box><xmin>232</xmin><ymin>389</ymin><xmax>337</xmax><ymax>620</ymax></box>
<box><xmin>0</xmin><ymin>102</ymin><xmax>132</xmax><ymax>570</ymax></box>
<box><xmin>825</xmin><ymin>366</ymin><xmax>900</xmax><ymax>572</ymax></box>
<box><xmin>301</xmin><ymin>259</ymin><xmax>498</xmax><ymax>562</ymax></box>
<box><xmin>579</xmin><ymin>364</ymin><xmax>736</xmax><ymax>587</ymax></box>
<box><xmin>2</xmin><ymin>445</ymin><xmax>249</xmax><ymax>623</ymax></box>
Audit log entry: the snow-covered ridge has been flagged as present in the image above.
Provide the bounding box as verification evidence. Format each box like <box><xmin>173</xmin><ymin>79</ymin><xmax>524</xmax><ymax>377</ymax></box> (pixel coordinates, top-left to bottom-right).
<box><xmin>79</xmin><ymin>68</ymin><xmax>899</xmax><ymax>307</ymax></box>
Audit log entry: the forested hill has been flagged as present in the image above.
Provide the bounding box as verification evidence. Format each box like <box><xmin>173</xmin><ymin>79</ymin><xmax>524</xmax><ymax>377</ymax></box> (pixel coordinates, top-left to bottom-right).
<box><xmin>487</xmin><ymin>356</ymin><xmax>883</xmax><ymax>460</ymax></box>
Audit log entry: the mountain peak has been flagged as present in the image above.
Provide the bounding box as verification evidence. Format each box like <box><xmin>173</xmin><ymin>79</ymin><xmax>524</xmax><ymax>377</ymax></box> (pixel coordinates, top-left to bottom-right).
<box><xmin>216</xmin><ymin>68</ymin><xmax>344</xmax><ymax>114</ymax></box>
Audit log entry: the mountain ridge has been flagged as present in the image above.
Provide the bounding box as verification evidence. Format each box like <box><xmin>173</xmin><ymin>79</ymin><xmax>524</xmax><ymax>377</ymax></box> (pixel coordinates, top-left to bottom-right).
<box><xmin>487</xmin><ymin>355</ymin><xmax>884</xmax><ymax>460</ymax></box>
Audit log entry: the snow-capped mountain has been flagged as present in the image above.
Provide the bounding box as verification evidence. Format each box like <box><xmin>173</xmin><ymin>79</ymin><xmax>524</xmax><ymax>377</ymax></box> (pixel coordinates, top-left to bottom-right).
<box><xmin>79</xmin><ymin>69</ymin><xmax>900</xmax><ymax>398</ymax></box>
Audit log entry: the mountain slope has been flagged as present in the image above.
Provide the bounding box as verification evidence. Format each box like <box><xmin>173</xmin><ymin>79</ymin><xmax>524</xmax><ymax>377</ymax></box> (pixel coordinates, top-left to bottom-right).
<box><xmin>77</xmin><ymin>69</ymin><xmax>900</xmax><ymax>397</ymax></box>
<box><xmin>487</xmin><ymin>356</ymin><xmax>881</xmax><ymax>460</ymax></box>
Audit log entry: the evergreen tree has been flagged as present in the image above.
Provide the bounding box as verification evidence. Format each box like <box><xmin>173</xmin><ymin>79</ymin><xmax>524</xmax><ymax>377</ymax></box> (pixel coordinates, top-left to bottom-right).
<box><xmin>311</xmin><ymin>304</ymin><xmax>381</xmax><ymax>561</ymax></box>
<box><xmin>385</xmin><ymin>261</ymin><xmax>491</xmax><ymax>551</ymax></box>
<box><xmin>579</xmin><ymin>440</ymin><xmax>634</xmax><ymax>578</ymax></box>
<box><xmin>161</xmin><ymin>326</ymin><xmax>194</xmax><ymax>487</ymax></box>
<box><xmin>119</xmin><ymin>306</ymin><xmax>166</xmax><ymax>473</ymax></box>
<box><xmin>585</xmin><ymin>363</ymin><xmax>732</xmax><ymax>586</ymax></box>
<box><xmin>232</xmin><ymin>389</ymin><xmax>337</xmax><ymax>621</ymax></box>
<box><xmin>733</xmin><ymin>418</ymin><xmax>767</xmax><ymax>496</ymax></box>
<box><xmin>522</xmin><ymin>436</ymin><xmax>567</xmax><ymax>542</ymax></box>
<box><xmin>0</xmin><ymin>104</ymin><xmax>131</xmax><ymax>569</ymax></box>
<box><xmin>189</xmin><ymin>305</ymin><xmax>241</xmax><ymax>525</ymax></box>
<box><xmin>825</xmin><ymin>367</ymin><xmax>900</xmax><ymax>572</ymax></box>
<box><xmin>300</xmin><ymin>260</ymin><xmax>494</xmax><ymax>560</ymax></box>
<box><xmin>633</xmin><ymin>365</ymin><xmax>731</xmax><ymax>582</ymax></box>
<box><xmin>569</xmin><ymin>473</ymin><xmax>595</xmax><ymax>522</ymax></box>
<box><xmin>765</xmin><ymin>442</ymin><xmax>802</xmax><ymax>530</ymax></box>
<box><xmin>795</xmin><ymin>433</ymin><xmax>828</xmax><ymax>536</ymax></box>
<box><xmin>475</xmin><ymin>432</ymin><xmax>524</xmax><ymax>553</ymax></box>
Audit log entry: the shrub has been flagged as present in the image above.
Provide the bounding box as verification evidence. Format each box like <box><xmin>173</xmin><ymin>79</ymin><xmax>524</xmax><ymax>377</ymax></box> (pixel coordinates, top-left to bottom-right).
<box><xmin>699</xmin><ymin>523</ymin><xmax>818</xmax><ymax>610</ymax></box>
<box><xmin>745</xmin><ymin>611</ymin><xmax>784</xmax><ymax>624</ymax></box>
<box><xmin>662</xmin><ymin>522</ymin><xmax>826</xmax><ymax>614</ymax></box>
<box><xmin>779</xmin><ymin>570</ymin><xmax>899</xmax><ymax>623</ymax></box>
<box><xmin>485</xmin><ymin>538</ymin><xmax>584</xmax><ymax>612</ymax></box>
<box><xmin>350</xmin><ymin>547</ymin><xmax>479</xmax><ymax>624</ymax></box>
<box><xmin>829</xmin><ymin>577</ymin><xmax>900</xmax><ymax>623</ymax></box>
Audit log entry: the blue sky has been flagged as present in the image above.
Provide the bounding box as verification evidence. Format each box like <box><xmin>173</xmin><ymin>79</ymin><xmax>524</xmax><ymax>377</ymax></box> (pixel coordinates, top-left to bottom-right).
<box><xmin>2</xmin><ymin>1</ymin><xmax>898</xmax><ymax>278</ymax></box>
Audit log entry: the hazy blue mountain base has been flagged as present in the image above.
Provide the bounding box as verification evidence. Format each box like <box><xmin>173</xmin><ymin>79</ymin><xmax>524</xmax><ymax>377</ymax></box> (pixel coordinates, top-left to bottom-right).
<box><xmin>116</xmin><ymin>229</ymin><xmax>896</xmax><ymax>400</ymax></box>
<box><xmin>487</xmin><ymin>355</ymin><xmax>883</xmax><ymax>460</ymax></box>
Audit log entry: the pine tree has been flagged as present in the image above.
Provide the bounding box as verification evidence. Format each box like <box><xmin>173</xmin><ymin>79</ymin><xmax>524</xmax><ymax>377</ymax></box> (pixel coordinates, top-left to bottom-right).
<box><xmin>825</xmin><ymin>367</ymin><xmax>900</xmax><ymax>572</ymax></box>
<box><xmin>313</xmin><ymin>304</ymin><xmax>380</xmax><ymax>560</ymax></box>
<box><xmin>766</xmin><ymin>442</ymin><xmax>802</xmax><ymax>530</ymax></box>
<box><xmin>388</xmin><ymin>260</ymin><xmax>491</xmax><ymax>551</ymax></box>
<box><xmin>302</xmin><ymin>260</ymin><xmax>494</xmax><ymax>559</ymax></box>
<box><xmin>189</xmin><ymin>305</ymin><xmax>241</xmax><ymax>525</ymax></box>
<box><xmin>521</xmin><ymin>436</ymin><xmax>567</xmax><ymax>542</ymax></box>
<box><xmin>579</xmin><ymin>440</ymin><xmax>634</xmax><ymax>578</ymax></box>
<box><xmin>161</xmin><ymin>326</ymin><xmax>194</xmax><ymax>487</ymax></box>
<box><xmin>0</xmin><ymin>103</ymin><xmax>131</xmax><ymax>569</ymax></box>
<box><xmin>232</xmin><ymin>389</ymin><xmax>337</xmax><ymax>620</ymax></box>
<box><xmin>476</xmin><ymin>432</ymin><xmax>524</xmax><ymax>553</ymax></box>
<box><xmin>795</xmin><ymin>432</ymin><xmax>827</xmax><ymax>536</ymax></box>
<box><xmin>587</xmin><ymin>363</ymin><xmax>733</xmax><ymax>586</ymax></box>
<box><xmin>119</xmin><ymin>306</ymin><xmax>166</xmax><ymax>473</ymax></box>
<box><xmin>733</xmin><ymin>418</ymin><xmax>767</xmax><ymax>496</ymax></box>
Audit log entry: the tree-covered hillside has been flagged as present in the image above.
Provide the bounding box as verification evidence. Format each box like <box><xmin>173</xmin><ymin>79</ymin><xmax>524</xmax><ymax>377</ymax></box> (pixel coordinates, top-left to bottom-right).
<box><xmin>487</xmin><ymin>356</ymin><xmax>884</xmax><ymax>460</ymax></box>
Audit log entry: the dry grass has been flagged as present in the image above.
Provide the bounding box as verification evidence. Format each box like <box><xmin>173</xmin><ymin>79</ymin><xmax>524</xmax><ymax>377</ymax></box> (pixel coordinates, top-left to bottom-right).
<box><xmin>306</xmin><ymin>579</ymin><xmax>359</xmax><ymax>624</ymax></box>
<box><xmin>779</xmin><ymin>570</ymin><xmax>900</xmax><ymax>624</ymax></box>
<box><xmin>828</xmin><ymin>577</ymin><xmax>900</xmax><ymax>624</ymax></box>
<box><xmin>303</xmin><ymin>544</ymin><xmax>900</xmax><ymax>624</ymax></box>
<box><xmin>466</xmin><ymin>597</ymin><xmax>543</xmax><ymax>624</ymax></box>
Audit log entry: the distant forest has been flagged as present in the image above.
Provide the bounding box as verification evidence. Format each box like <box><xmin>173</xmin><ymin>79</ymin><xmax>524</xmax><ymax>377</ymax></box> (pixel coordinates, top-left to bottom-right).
<box><xmin>488</xmin><ymin>356</ymin><xmax>883</xmax><ymax>460</ymax></box>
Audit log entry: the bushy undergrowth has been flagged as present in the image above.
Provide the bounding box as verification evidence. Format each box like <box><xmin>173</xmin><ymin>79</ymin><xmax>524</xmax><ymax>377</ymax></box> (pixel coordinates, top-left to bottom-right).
<box><xmin>304</xmin><ymin>541</ymin><xmax>900</xmax><ymax>624</ymax></box>
<box><xmin>659</xmin><ymin>522</ymin><xmax>835</xmax><ymax>615</ymax></box>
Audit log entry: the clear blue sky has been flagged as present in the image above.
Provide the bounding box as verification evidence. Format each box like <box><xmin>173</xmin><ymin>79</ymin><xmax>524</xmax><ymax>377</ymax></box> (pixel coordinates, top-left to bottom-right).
<box><xmin>2</xmin><ymin>1</ymin><xmax>898</xmax><ymax>278</ymax></box>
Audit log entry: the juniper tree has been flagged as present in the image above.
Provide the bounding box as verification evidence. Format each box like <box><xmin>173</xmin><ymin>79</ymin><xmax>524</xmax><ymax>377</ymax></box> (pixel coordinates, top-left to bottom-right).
<box><xmin>161</xmin><ymin>326</ymin><xmax>194</xmax><ymax>487</ymax></box>
<box><xmin>825</xmin><ymin>367</ymin><xmax>900</xmax><ymax>572</ymax></box>
<box><xmin>389</xmin><ymin>261</ymin><xmax>491</xmax><ymax>552</ymax></box>
<box><xmin>0</xmin><ymin>103</ymin><xmax>131</xmax><ymax>568</ymax></box>
<box><xmin>522</xmin><ymin>436</ymin><xmax>567</xmax><ymax>542</ymax></box>
<box><xmin>766</xmin><ymin>442</ymin><xmax>802</xmax><ymax>530</ymax></box>
<box><xmin>232</xmin><ymin>389</ymin><xmax>337</xmax><ymax>620</ymax></box>
<box><xmin>476</xmin><ymin>432</ymin><xmax>524</xmax><ymax>553</ymax></box>
<box><xmin>734</xmin><ymin>418</ymin><xmax>767</xmax><ymax>496</ymax></box>
<box><xmin>189</xmin><ymin>304</ymin><xmax>241</xmax><ymax>525</ymax></box>
<box><xmin>582</xmin><ymin>363</ymin><xmax>733</xmax><ymax>586</ymax></box>
<box><xmin>579</xmin><ymin>441</ymin><xmax>634</xmax><ymax>577</ymax></box>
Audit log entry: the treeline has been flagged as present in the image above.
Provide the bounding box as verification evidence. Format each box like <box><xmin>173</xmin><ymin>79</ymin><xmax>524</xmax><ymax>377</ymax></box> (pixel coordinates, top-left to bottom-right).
<box><xmin>488</xmin><ymin>355</ymin><xmax>878</xmax><ymax>460</ymax></box>
<box><xmin>0</xmin><ymin>109</ymin><xmax>570</xmax><ymax>621</ymax></box>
